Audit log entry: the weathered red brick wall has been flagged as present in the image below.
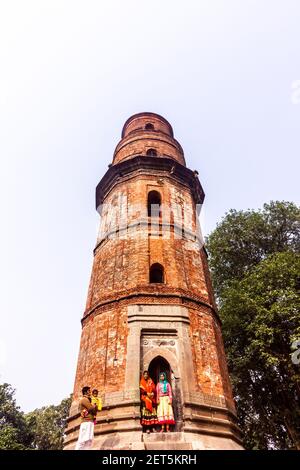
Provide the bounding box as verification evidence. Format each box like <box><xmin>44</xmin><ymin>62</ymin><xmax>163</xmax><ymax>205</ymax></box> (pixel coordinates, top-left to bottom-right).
<box><xmin>212</xmin><ymin>319</ymin><xmax>234</xmax><ymax>403</ymax></box>
<box><xmin>122</xmin><ymin>114</ymin><xmax>172</xmax><ymax>138</ymax></box>
<box><xmin>188</xmin><ymin>306</ymin><xmax>233</xmax><ymax>403</ymax></box>
<box><xmin>85</xmin><ymin>174</ymin><xmax>209</xmax><ymax>312</ymax></box>
<box><xmin>113</xmin><ymin>134</ymin><xmax>185</xmax><ymax>165</ymax></box>
<box><xmin>73</xmin><ymin>305</ymin><xmax>128</xmax><ymax>401</ymax></box>
<box><xmin>113</xmin><ymin>112</ymin><xmax>185</xmax><ymax>165</ymax></box>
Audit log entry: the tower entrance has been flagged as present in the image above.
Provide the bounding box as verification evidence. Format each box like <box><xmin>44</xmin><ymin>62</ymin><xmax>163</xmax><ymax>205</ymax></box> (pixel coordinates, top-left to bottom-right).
<box><xmin>148</xmin><ymin>355</ymin><xmax>171</xmax><ymax>385</ymax></box>
<box><xmin>148</xmin><ymin>355</ymin><xmax>182</xmax><ymax>430</ymax></box>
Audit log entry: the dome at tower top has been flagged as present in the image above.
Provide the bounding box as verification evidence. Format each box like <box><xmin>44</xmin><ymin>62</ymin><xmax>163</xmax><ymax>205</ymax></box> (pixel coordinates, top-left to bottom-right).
<box><xmin>121</xmin><ymin>112</ymin><xmax>174</xmax><ymax>139</ymax></box>
<box><xmin>113</xmin><ymin>112</ymin><xmax>185</xmax><ymax>166</ymax></box>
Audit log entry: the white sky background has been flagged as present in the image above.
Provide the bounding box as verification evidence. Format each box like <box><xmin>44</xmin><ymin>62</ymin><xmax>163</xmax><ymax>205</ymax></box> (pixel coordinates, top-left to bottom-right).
<box><xmin>0</xmin><ymin>0</ymin><xmax>299</xmax><ymax>412</ymax></box>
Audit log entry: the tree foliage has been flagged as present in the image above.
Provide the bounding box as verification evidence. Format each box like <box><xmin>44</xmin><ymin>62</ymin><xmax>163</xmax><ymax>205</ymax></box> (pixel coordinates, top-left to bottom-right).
<box><xmin>25</xmin><ymin>396</ymin><xmax>72</xmax><ymax>450</ymax></box>
<box><xmin>0</xmin><ymin>383</ymin><xmax>33</xmax><ymax>450</ymax></box>
<box><xmin>0</xmin><ymin>383</ymin><xmax>71</xmax><ymax>450</ymax></box>
<box><xmin>206</xmin><ymin>201</ymin><xmax>300</xmax><ymax>299</ymax></box>
<box><xmin>206</xmin><ymin>201</ymin><xmax>300</xmax><ymax>449</ymax></box>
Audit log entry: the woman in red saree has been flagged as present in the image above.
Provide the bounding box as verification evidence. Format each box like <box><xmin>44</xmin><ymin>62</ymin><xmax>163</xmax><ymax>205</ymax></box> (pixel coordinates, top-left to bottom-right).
<box><xmin>140</xmin><ymin>371</ymin><xmax>158</xmax><ymax>433</ymax></box>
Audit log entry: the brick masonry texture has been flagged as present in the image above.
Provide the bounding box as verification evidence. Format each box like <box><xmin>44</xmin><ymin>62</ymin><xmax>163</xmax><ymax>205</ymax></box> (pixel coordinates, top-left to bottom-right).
<box><xmin>86</xmin><ymin>175</ymin><xmax>208</xmax><ymax>311</ymax></box>
<box><xmin>66</xmin><ymin>113</ymin><xmax>240</xmax><ymax>450</ymax></box>
<box><xmin>73</xmin><ymin>305</ymin><xmax>128</xmax><ymax>401</ymax></box>
<box><xmin>113</xmin><ymin>112</ymin><xmax>185</xmax><ymax>165</ymax></box>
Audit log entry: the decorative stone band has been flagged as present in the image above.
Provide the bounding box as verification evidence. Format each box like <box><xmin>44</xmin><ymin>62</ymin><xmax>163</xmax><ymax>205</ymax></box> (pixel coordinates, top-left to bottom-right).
<box><xmin>102</xmin><ymin>389</ymin><xmax>140</xmax><ymax>405</ymax></box>
<box><xmin>184</xmin><ymin>391</ymin><xmax>236</xmax><ymax>414</ymax></box>
<box><xmin>82</xmin><ymin>286</ymin><xmax>221</xmax><ymax>326</ymax></box>
<box><xmin>67</xmin><ymin>389</ymin><xmax>236</xmax><ymax>421</ymax></box>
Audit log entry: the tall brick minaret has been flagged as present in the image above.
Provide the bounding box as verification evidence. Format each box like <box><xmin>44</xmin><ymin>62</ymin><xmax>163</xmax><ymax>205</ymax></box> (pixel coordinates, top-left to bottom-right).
<box><xmin>64</xmin><ymin>113</ymin><xmax>242</xmax><ymax>450</ymax></box>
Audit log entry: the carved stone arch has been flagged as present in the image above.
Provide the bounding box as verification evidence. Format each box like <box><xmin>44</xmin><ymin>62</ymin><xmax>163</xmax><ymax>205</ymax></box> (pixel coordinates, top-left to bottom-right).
<box><xmin>142</xmin><ymin>348</ymin><xmax>179</xmax><ymax>378</ymax></box>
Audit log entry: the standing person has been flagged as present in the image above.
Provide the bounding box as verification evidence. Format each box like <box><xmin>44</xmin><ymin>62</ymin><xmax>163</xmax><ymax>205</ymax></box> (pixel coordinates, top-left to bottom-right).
<box><xmin>75</xmin><ymin>386</ymin><xmax>97</xmax><ymax>450</ymax></box>
<box><xmin>156</xmin><ymin>372</ymin><xmax>175</xmax><ymax>432</ymax></box>
<box><xmin>140</xmin><ymin>371</ymin><xmax>158</xmax><ymax>433</ymax></box>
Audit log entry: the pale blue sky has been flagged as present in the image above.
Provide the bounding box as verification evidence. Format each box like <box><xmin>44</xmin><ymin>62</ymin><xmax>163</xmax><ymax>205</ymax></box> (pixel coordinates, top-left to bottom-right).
<box><xmin>0</xmin><ymin>1</ymin><xmax>299</xmax><ymax>412</ymax></box>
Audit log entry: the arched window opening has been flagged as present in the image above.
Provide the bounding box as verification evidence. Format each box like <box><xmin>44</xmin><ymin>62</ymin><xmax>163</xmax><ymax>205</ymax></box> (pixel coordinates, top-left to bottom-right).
<box><xmin>146</xmin><ymin>148</ymin><xmax>157</xmax><ymax>156</ymax></box>
<box><xmin>145</xmin><ymin>123</ymin><xmax>154</xmax><ymax>131</ymax></box>
<box><xmin>147</xmin><ymin>190</ymin><xmax>161</xmax><ymax>217</ymax></box>
<box><xmin>150</xmin><ymin>263</ymin><xmax>164</xmax><ymax>283</ymax></box>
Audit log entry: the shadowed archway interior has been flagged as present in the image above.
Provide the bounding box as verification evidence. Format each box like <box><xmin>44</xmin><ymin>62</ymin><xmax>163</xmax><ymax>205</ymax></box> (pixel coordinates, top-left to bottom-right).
<box><xmin>148</xmin><ymin>355</ymin><xmax>171</xmax><ymax>385</ymax></box>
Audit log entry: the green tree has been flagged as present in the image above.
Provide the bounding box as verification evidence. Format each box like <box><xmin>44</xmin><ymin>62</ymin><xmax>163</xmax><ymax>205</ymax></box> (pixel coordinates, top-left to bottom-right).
<box><xmin>0</xmin><ymin>383</ymin><xmax>33</xmax><ymax>450</ymax></box>
<box><xmin>0</xmin><ymin>382</ymin><xmax>71</xmax><ymax>450</ymax></box>
<box><xmin>25</xmin><ymin>395</ymin><xmax>72</xmax><ymax>450</ymax></box>
<box><xmin>206</xmin><ymin>201</ymin><xmax>300</xmax><ymax>449</ymax></box>
<box><xmin>206</xmin><ymin>201</ymin><xmax>300</xmax><ymax>299</ymax></box>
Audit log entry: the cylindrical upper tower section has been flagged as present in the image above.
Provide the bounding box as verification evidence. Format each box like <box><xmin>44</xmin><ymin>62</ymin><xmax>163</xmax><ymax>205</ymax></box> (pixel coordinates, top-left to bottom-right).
<box><xmin>112</xmin><ymin>112</ymin><xmax>186</xmax><ymax>166</ymax></box>
<box><xmin>122</xmin><ymin>112</ymin><xmax>174</xmax><ymax>138</ymax></box>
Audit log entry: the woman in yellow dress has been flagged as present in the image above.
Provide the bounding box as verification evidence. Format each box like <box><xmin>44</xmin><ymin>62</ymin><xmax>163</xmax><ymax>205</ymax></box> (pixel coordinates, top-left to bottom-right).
<box><xmin>156</xmin><ymin>372</ymin><xmax>175</xmax><ymax>432</ymax></box>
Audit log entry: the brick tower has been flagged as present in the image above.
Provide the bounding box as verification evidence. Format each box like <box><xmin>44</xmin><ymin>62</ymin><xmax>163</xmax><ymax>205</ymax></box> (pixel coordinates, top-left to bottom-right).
<box><xmin>64</xmin><ymin>112</ymin><xmax>243</xmax><ymax>450</ymax></box>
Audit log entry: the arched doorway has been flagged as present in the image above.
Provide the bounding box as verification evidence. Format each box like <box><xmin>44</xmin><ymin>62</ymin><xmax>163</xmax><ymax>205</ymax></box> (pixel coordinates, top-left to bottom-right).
<box><xmin>148</xmin><ymin>355</ymin><xmax>182</xmax><ymax>430</ymax></box>
<box><xmin>148</xmin><ymin>355</ymin><xmax>171</xmax><ymax>385</ymax></box>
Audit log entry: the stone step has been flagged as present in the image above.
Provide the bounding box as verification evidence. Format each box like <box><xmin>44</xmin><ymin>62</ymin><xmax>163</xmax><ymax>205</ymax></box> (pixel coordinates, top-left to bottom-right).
<box><xmin>143</xmin><ymin>431</ymin><xmax>185</xmax><ymax>442</ymax></box>
<box><xmin>145</xmin><ymin>442</ymin><xmax>193</xmax><ymax>450</ymax></box>
<box><xmin>143</xmin><ymin>432</ymin><xmax>192</xmax><ymax>450</ymax></box>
